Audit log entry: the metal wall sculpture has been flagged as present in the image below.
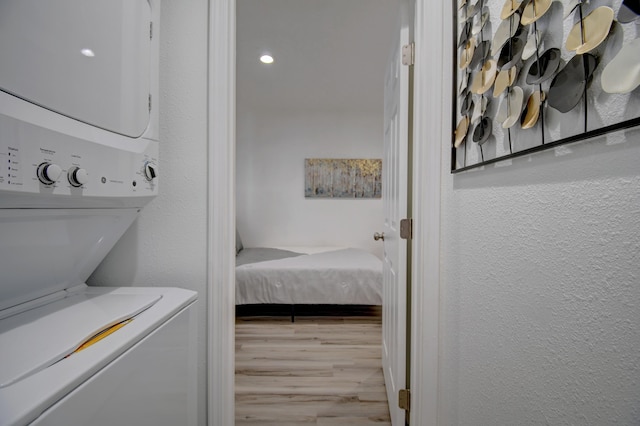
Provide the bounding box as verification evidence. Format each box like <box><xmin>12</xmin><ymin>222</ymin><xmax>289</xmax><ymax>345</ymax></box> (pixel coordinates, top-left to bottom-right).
<box><xmin>452</xmin><ymin>0</ymin><xmax>640</xmax><ymax>173</ymax></box>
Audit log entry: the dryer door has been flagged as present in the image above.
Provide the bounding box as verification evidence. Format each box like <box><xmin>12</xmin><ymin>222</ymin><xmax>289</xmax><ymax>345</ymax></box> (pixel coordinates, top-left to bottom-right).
<box><xmin>0</xmin><ymin>0</ymin><xmax>152</xmax><ymax>138</ymax></box>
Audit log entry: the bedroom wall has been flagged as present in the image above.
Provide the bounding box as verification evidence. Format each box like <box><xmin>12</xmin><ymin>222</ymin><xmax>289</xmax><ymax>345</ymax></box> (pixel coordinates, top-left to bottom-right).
<box><xmin>432</xmin><ymin>1</ymin><xmax>640</xmax><ymax>424</ymax></box>
<box><xmin>88</xmin><ymin>1</ymin><xmax>209</xmax><ymax>424</ymax></box>
<box><xmin>236</xmin><ymin>107</ymin><xmax>384</xmax><ymax>258</ymax></box>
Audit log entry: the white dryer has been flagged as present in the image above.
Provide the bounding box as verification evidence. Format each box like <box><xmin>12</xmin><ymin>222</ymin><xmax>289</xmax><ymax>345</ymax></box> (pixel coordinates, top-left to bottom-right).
<box><xmin>0</xmin><ymin>1</ymin><xmax>197</xmax><ymax>425</ymax></box>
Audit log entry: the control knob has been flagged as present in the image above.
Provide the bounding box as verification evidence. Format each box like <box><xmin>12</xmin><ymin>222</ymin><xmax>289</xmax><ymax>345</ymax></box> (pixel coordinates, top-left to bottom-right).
<box><xmin>37</xmin><ymin>162</ymin><xmax>62</xmax><ymax>185</ymax></box>
<box><xmin>144</xmin><ymin>162</ymin><xmax>157</xmax><ymax>181</ymax></box>
<box><xmin>68</xmin><ymin>167</ymin><xmax>89</xmax><ymax>187</ymax></box>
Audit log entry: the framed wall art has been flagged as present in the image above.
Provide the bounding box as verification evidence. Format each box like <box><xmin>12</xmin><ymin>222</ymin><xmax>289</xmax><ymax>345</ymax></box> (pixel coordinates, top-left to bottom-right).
<box><xmin>452</xmin><ymin>0</ymin><xmax>640</xmax><ymax>173</ymax></box>
<box><xmin>304</xmin><ymin>158</ymin><xmax>382</xmax><ymax>199</ymax></box>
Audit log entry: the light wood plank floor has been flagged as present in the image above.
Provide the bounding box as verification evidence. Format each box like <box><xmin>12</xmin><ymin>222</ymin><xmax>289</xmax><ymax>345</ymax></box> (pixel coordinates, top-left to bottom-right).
<box><xmin>235</xmin><ymin>306</ymin><xmax>391</xmax><ymax>425</ymax></box>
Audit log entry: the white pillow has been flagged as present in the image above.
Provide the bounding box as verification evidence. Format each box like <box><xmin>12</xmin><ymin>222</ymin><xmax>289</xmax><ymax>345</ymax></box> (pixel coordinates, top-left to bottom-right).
<box><xmin>235</xmin><ymin>229</ymin><xmax>244</xmax><ymax>255</ymax></box>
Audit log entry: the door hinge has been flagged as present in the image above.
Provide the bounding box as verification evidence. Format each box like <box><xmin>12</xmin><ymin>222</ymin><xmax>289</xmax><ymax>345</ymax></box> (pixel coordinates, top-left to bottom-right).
<box><xmin>399</xmin><ymin>388</ymin><xmax>411</xmax><ymax>411</ymax></box>
<box><xmin>400</xmin><ymin>218</ymin><xmax>413</xmax><ymax>240</ymax></box>
<box><xmin>402</xmin><ymin>43</ymin><xmax>415</xmax><ymax>66</ymax></box>
<box><xmin>150</xmin><ymin>22</ymin><xmax>153</xmax><ymax>40</ymax></box>
<box><xmin>148</xmin><ymin>94</ymin><xmax>152</xmax><ymax>112</ymax></box>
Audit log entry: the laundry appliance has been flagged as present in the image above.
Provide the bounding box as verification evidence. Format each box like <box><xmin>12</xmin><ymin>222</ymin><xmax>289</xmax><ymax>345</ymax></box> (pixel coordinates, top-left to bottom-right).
<box><xmin>0</xmin><ymin>1</ymin><xmax>197</xmax><ymax>425</ymax></box>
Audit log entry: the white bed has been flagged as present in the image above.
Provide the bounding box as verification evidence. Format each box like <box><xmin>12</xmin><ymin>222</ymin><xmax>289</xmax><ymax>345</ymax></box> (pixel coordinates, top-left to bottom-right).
<box><xmin>235</xmin><ymin>246</ymin><xmax>383</xmax><ymax>306</ymax></box>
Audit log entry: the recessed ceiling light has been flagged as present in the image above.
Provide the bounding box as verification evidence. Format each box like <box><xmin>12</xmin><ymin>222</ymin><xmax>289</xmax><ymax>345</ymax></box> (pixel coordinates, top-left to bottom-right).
<box><xmin>260</xmin><ymin>54</ymin><xmax>274</xmax><ymax>64</ymax></box>
<box><xmin>81</xmin><ymin>48</ymin><xmax>95</xmax><ymax>57</ymax></box>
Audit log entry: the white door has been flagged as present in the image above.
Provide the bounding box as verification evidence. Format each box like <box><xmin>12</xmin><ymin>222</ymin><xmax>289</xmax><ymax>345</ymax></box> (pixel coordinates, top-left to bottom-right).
<box><xmin>381</xmin><ymin>17</ymin><xmax>411</xmax><ymax>426</ymax></box>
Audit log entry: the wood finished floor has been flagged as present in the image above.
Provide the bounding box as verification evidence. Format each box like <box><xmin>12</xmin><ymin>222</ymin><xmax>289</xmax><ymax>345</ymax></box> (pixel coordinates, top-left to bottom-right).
<box><xmin>235</xmin><ymin>306</ymin><xmax>391</xmax><ymax>425</ymax></box>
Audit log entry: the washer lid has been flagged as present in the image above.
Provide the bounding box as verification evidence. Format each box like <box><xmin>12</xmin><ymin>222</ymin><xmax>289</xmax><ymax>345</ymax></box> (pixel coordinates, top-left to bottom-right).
<box><xmin>0</xmin><ymin>292</ymin><xmax>161</xmax><ymax>388</ymax></box>
<box><xmin>0</xmin><ymin>0</ymin><xmax>152</xmax><ymax>138</ymax></box>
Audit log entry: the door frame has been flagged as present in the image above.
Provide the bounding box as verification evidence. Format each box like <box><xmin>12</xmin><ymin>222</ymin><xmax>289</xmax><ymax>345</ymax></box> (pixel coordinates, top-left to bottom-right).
<box><xmin>408</xmin><ymin>1</ymin><xmax>444</xmax><ymax>424</ymax></box>
<box><xmin>206</xmin><ymin>1</ymin><xmax>443</xmax><ymax>425</ymax></box>
<box><xmin>207</xmin><ymin>1</ymin><xmax>236</xmax><ymax>425</ymax></box>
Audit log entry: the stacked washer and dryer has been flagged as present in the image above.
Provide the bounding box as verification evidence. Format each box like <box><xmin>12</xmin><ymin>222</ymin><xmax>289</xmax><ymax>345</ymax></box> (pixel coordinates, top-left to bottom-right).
<box><xmin>0</xmin><ymin>1</ymin><xmax>197</xmax><ymax>425</ymax></box>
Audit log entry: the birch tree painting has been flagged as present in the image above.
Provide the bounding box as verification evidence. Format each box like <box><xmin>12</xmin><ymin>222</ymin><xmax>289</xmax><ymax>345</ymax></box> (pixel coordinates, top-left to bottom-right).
<box><xmin>305</xmin><ymin>158</ymin><xmax>382</xmax><ymax>198</ymax></box>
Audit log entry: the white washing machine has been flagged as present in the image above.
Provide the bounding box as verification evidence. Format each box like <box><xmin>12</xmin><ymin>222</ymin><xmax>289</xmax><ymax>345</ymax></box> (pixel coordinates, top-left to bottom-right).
<box><xmin>0</xmin><ymin>1</ymin><xmax>198</xmax><ymax>425</ymax></box>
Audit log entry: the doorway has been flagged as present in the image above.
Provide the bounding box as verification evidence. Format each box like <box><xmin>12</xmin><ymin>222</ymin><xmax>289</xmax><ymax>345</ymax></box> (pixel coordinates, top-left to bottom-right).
<box><xmin>235</xmin><ymin>0</ymin><xmax>402</xmax><ymax>423</ymax></box>
<box><xmin>208</xmin><ymin>1</ymin><xmax>444</xmax><ymax>425</ymax></box>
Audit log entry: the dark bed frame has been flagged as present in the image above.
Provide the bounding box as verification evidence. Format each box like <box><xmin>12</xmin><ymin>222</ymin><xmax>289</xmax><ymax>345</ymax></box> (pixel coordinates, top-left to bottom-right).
<box><xmin>235</xmin><ymin>304</ymin><xmax>381</xmax><ymax>322</ymax></box>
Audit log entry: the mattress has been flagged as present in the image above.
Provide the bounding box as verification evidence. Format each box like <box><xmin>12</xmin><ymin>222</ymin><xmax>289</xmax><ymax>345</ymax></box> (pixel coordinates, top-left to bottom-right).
<box><xmin>235</xmin><ymin>247</ymin><xmax>382</xmax><ymax>305</ymax></box>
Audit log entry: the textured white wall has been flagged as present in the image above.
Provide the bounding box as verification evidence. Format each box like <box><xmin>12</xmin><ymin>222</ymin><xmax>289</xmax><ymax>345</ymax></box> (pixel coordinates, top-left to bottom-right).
<box><xmin>439</xmin><ymin>138</ymin><xmax>640</xmax><ymax>424</ymax></box>
<box><xmin>435</xmin><ymin>1</ymin><xmax>640</xmax><ymax>423</ymax></box>
<box><xmin>236</xmin><ymin>108</ymin><xmax>384</xmax><ymax>258</ymax></box>
<box><xmin>88</xmin><ymin>1</ymin><xmax>209</xmax><ymax>424</ymax></box>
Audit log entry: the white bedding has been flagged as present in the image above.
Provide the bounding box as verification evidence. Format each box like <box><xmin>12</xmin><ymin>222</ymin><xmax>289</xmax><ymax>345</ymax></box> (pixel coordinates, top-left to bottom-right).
<box><xmin>271</xmin><ymin>246</ymin><xmax>348</xmax><ymax>255</ymax></box>
<box><xmin>235</xmin><ymin>248</ymin><xmax>382</xmax><ymax>305</ymax></box>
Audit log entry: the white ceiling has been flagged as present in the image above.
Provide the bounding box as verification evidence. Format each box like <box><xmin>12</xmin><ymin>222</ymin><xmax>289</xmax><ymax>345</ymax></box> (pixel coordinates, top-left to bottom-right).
<box><xmin>236</xmin><ymin>0</ymin><xmax>401</xmax><ymax>113</ymax></box>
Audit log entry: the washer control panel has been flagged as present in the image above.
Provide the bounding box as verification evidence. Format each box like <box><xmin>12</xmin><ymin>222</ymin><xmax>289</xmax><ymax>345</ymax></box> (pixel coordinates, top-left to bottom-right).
<box><xmin>0</xmin><ymin>113</ymin><xmax>158</xmax><ymax>207</ymax></box>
